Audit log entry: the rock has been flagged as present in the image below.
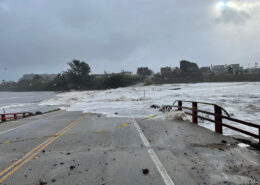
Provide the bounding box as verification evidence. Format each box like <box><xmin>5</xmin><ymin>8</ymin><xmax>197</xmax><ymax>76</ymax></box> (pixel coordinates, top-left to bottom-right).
<box><xmin>39</xmin><ymin>179</ymin><xmax>47</xmax><ymax>185</ymax></box>
<box><xmin>221</xmin><ymin>140</ymin><xmax>227</xmax><ymax>144</ymax></box>
<box><xmin>51</xmin><ymin>179</ymin><xmax>56</xmax><ymax>183</ymax></box>
<box><xmin>35</xmin><ymin>111</ymin><xmax>42</xmax><ymax>115</ymax></box>
<box><xmin>114</xmin><ymin>112</ymin><xmax>118</xmax><ymax>114</ymax></box>
<box><xmin>142</xmin><ymin>168</ymin><xmax>149</xmax><ymax>175</ymax></box>
<box><xmin>150</xmin><ymin>104</ymin><xmax>160</xmax><ymax>109</ymax></box>
<box><xmin>67</xmin><ymin>152</ymin><xmax>71</xmax><ymax>155</ymax></box>
<box><xmin>159</xmin><ymin>105</ymin><xmax>172</xmax><ymax>112</ymax></box>
<box><xmin>70</xmin><ymin>165</ymin><xmax>75</xmax><ymax>170</ymax></box>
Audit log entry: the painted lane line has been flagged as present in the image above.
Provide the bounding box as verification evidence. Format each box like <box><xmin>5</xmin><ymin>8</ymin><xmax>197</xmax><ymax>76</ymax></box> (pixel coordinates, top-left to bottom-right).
<box><xmin>0</xmin><ymin>114</ymin><xmax>86</xmax><ymax>183</ymax></box>
<box><xmin>0</xmin><ymin>136</ymin><xmax>54</xmax><ymax>177</ymax></box>
<box><xmin>141</xmin><ymin>115</ymin><xmax>157</xmax><ymax>120</ymax></box>
<box><xmin>0</xmin><ymin>117</ymin><xmax>81</xmax><ymax>183</ymax></box>
<box><xmin>0</xmin><ymin>114</ymin><xmax>88</xmax><ymax>183</ymax></box>
<box><xmin>147</xmin><ymin>149</ymin><xmax>176</xmax><ymax>185</ymax></box>
<box><xmin>0</xmin><ymin>112</ymin><xmax>76</xmax><ymax>177</ymax></box>
<box><xmin>0</xmin><ymin>111</ymin><xmax>64</xmax><ymax>135</ymax></box>
<box><xmin>0</xmin><ymin>115</ymin><xmax>77</xmax><ymax>178</ymax></box>
<box><xmin>116</xmin><ymin>123</ymin><xmax>131</xmax><ymax>128</ymax></box>
<box><xmin>133</xmin><ymin>120</ymin><xmax>150</xmax><ymax>147</ymax></box>
<box><xmin>133</xmin><ymin>120</ymin><xmax>175</xmax><ymax>185</ymax></box>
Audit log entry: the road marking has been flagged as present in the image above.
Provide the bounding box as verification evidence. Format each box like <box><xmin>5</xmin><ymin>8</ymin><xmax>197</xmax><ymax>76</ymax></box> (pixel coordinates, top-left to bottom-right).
<box><xmin>116</xmin><ymin>123</ymin><xmax>131</xmax><ymax>128</ymax></box>
<box><xmin>95</xmin><ymin>129</ymin><xmax>105</xmax><ymax>133</ymax></box>
<box><xmin>0</xmin><ymin>111</ymin><xmax>64</xmax><ymax>135</ymax></box>
<box><xmin>141</xmin><ymin>115</ymin><xmax>157</xmax><ymax>120</ymax></box>
<box><xmin>0</xmin><ymin>115</ymin><xmax>156</xmax><ymax>145</ymax></box>
<box><xmin>0</xmin><ymin>115</ymin><xmax>77</xmax><ymax>178</ymax></box>
<box><xmin>0</xmin><ymin>114</ymin><xmax>88</xmax><ymax>184</ymax></box>
<box><xmin>133</xmin><ymin>120</ymin><xmax>175</xmax><ymax>185</ymax></box>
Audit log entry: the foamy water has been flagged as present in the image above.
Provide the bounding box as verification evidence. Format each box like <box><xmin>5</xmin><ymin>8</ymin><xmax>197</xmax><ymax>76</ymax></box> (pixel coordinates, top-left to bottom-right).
<box><xmin>0</xmin><ymin>91</ymin><xmax>57</xmax><ymax>114</ymax></box>
<box><xmin>39</xmin><ymin>82</ymin><xmax>260</xmax><ymax>137</ymax></box>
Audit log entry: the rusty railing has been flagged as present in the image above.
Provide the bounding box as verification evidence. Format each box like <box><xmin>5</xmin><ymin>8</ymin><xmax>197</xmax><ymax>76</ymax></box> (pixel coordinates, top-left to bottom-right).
<box><xmin>0</xmin><ymin>112</ymin><xmax>33</xmax><ymax>122</ymax></box>
<box><xmin>172</xmin><ymin>100</ymin><xmax>260</xmax><ymax>144</ymax></box>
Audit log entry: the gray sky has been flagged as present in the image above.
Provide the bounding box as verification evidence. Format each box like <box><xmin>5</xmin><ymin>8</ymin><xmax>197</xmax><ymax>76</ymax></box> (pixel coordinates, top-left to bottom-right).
<box><xmin>0</xmin><ymin>0</ymin><xmax>260</xmax><ymax>81</ymax></box>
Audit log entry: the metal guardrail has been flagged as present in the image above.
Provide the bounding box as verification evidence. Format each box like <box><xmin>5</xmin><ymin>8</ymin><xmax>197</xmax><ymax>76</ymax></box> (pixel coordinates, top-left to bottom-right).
<box><xmin>0</xmin><ymin>112</ymin><xmax>33</xmax><ymax>122</ymax></box>
<box><xmin>172</xmin><ymin>100</ymin><xmax>260</xmax><ymax>144</ymax></box>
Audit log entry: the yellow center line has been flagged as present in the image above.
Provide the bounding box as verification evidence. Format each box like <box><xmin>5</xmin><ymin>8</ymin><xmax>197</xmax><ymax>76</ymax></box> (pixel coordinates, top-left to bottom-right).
<box><xmin>0</xmin><ymin>115</ymin><xmax>79</xmax><ymax>177</ymax></box>
<box><xmin>0</xmin><ymin>114</ymin><xmax>88</xmax><ymax>184</ymax></box>
<box><xmin>141</xmin><ymin>115</ymin><xmax>157</xmax><ymax>120</ymax></box>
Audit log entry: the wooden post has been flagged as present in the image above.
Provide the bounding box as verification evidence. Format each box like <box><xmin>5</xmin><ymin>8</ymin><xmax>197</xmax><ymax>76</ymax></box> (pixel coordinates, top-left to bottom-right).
<box><xmin>214</xmin><ymin>105</ymin><xmax>223</xmax><ymax>134</ymax></box>
<box><xmin>178</xmin><ymin>101</ymin><xmax>182</xmax><ymax>111</ymax></box>
<box><xmin>192</xmin><ymin>102</ymin><xmax>198</xmax><ymax>124</ymax></box>
<box><xmin>1</xmin><ymin>114</ymin><xmax>6</xmax><ymax>122</ymax></box>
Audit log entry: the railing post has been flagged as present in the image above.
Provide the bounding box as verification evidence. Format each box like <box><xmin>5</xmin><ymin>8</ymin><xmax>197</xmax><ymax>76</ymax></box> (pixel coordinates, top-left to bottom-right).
<box><xmin>258</xmin><ymin>128</ymin><xmax>260</xmax><ymax>144</ymax></box>
<box><xmin>214</xmin><ymin>105</ymin><xmax>223</xmax><ymax>134</ymax></box>
<box><xmin>178</xmin><ymin>101</ymin><xmax>182</xmax><ymax>111</ymax></box>
<box><xmin>14</xmin><ymin>114</ymin><xmax>17</xmax><ymax>120</ymax></box>
<box><xmin>1</xmin><ymin>114</ymin><xmax>6</xmax><ymax>122</ymax></box>
<box><xmin>192</xmin><ymin>102</ymin><xmax>198</xmax><ymax>124</ymax></box>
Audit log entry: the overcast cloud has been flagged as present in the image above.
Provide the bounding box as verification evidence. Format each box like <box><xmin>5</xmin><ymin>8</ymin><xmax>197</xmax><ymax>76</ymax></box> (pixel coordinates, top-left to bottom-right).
<box><xmin>0</xmin><ymin>0</ymin><xmax>260</xmax><ymax>81</ymax></box>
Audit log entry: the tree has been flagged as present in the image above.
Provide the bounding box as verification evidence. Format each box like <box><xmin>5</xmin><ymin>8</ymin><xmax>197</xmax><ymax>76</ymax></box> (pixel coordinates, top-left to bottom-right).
<box><xmin>137</xmin><ymin>67</ymin><xmax>153</xmax><ymax>79</ymax></box>
<box><xmin>67</xmin><ymin>60</ymin><xmax>91</xmax><ymax>83</ymax></box>
<box><xmin>180</xmin><ymin>60</ymin><xmax>200</xmax><ymax>74</ymax></box>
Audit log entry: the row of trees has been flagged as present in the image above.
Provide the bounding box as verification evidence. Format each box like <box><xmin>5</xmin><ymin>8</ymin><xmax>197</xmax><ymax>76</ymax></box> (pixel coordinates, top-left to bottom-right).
<box><xmin>0</xmin><ymin>60</ymin><xmax>153</xmax><ymax>91</ymax></box>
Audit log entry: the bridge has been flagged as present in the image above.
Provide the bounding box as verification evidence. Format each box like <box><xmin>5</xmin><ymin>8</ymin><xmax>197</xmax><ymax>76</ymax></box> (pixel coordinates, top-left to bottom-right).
<box><xmin>0</xmin><ymin>108</ymin><xmax>259</xmax><ymax>184</ymax></box>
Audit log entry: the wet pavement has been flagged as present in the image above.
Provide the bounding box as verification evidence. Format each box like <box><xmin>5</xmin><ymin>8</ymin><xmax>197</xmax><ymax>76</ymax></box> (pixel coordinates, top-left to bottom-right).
<box><xmin>0</xmin><ymin>111</ymin><xmax>259</xmax><ymax>185</ymax></box>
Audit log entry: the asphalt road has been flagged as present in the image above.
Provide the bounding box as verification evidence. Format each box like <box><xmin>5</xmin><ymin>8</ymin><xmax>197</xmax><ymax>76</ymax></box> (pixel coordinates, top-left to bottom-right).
<box><xmin>0</xmin><ymin>111</ymin><xmax>259</xmax><ymax>185</ymax></box>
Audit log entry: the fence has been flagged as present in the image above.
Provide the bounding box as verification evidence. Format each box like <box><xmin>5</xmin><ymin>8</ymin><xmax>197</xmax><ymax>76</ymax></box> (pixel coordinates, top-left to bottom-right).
<box><xmin>0</xmin><ymin>112</ymin><xmax>33</xmax><ymax>122</ymax></box>
<box><xmin>172</xmin><ymin>100</ymin><xmax>260</xmax><ymax>144</ymax></box>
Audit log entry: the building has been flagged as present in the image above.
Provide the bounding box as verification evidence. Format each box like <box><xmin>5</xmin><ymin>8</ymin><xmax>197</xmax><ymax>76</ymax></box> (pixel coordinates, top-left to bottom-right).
<box><xmin>118</xmin><ymin>70</ymin><xmax>132</xmax><ymax>76</ymax></box>
<box><xmin>93</xmin><ymin>70</ymin><xmax>132</xmax><ymax>78</ymax></box>
<box><xmin>245</xmin><ymin>67</ymin><xmax>260</xmax><ymax>74</ymax></box>
<box><xmin>20</xmin><ymin>74</ymin><xmax>57</xmax><ymax>82</ymax></box>
<box><xmin>227</xmin><ymin>64</ymin><xmax>243</xmax><ymax>75</ymax></box>
<box><xmin>200</xmin><ymin>66</ymin><xmax>212</xmax><ymax>75</ymax></box>
<box><xmin>160</xmin><ymin>67</ymin><xmax>172</xmax><ymax>76</ymax></box>
<box><xmin>211</xmin><ymin>65</ymin><xmax>227</xmax><ymax>75</ymax></box>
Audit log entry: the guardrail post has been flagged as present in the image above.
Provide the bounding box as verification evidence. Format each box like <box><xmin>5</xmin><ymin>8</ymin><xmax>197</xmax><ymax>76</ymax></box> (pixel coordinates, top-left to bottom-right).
<box><xmin>192</xmin><ymin>102</ymin><xmax>198</xmax><ymax>124</ymax></box>
<box><xmin>1</xmin><ymin>114</ymin><xmax>6</xmax><ymax>122</ymax></box>
<box><xmin>214</xmin><ymin>105</ymin><xmax>223</xmax><ymax>134</ymax></box>
<box><xmin>178</xmin><ymin>101</ymin><xmax>182</xmax><ymax>111</ymax></box>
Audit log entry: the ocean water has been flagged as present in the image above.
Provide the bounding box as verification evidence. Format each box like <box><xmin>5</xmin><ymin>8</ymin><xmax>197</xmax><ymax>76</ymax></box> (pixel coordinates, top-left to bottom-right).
<box><xmin>40</xmin><ymin>82</ymin><xmax>260</xmax><ymax>137</ymax></box>
<box><xmin>0</xmin><ymin>91</ymin><xmax>57</xmax><ymax>114</ymax></box>
<box><xmin>1</xmin><ymin>82</ymin><xmax>259</xmax><ymax>138</ymax></box>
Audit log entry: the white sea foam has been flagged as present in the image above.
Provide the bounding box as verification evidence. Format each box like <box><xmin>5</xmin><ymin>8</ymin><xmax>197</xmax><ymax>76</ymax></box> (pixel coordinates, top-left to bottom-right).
<box><xmin>165</xmin><ymin>110</ymin><xmax>192</xmax><ymax>122</ymax></box>
<box><xmin>0</xmin><ymin>103</ymin><xmax>28</xmax><ymax>110</ymax></box>
<box><xmin>237</xmin><ymin>143</ymin><xmax>250</xmax><ymax>148</ymax></box>
<box><xmin>40</xmin><ymin>82</ymin><xmax>260</xmax><ymax>137</ymax></box>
